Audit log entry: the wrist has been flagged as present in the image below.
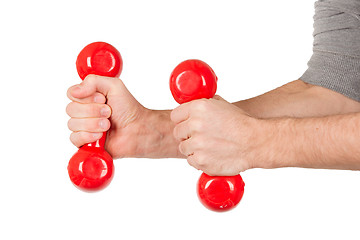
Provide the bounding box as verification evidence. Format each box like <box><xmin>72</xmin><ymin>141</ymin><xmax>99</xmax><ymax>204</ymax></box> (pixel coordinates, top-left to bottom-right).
<box><xmin>134</xmin><ymin>109</ymin><xmax>183</xmax><ymax>159</ymax></box>
<box><xmin>250</xmin><ymin>117</ymin><xmax>296</xmax><ymax>170</ymax></box>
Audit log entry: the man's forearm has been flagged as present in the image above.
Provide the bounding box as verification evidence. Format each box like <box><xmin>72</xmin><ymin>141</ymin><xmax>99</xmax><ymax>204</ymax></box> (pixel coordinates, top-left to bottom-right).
<box><xmin>256</xmin><ymin>113</ymin><xmax>360</xmax><ymax>170</ymax></box>
<box><xmin>234</xmin><ymin>80</ymin><xmax>360</xmax><ymax>118</ymax></box>
<box><xmin>144</xmin><ymin>80</ymin><xmax>360</xmax><ymax>159</ymax></box>
<box><xmin>139</xmin><ymin>109</ymin><xmax>183</xmax><ymax>159</ymax></box>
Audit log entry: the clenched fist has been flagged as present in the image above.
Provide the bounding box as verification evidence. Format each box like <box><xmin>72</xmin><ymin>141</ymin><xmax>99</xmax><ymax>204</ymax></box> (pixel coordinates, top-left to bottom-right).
<box><xmin>171</xmin><ymin>96</ymin><xmax>263</xmax><ymax>176</ymax></box>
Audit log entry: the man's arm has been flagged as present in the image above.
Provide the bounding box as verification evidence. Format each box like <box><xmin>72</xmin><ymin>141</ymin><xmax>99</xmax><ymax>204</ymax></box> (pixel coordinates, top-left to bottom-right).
<box><xmin>149</xmin><ymin>80</ymin><xmax>360</xmax><ymax>159</ymax></box>
<box><xmin>66</xmin><ymin>76</ymin><xmax>360</xmax><ymax>160</ymax></box>
<box><xmin>233</xmin><ymin>80</ymin><xmax>360</xmax><ymax>118</ymax></box>
<box><xmin>154</xmin><ymin>0</ymin><xmax>360</xmax><ymax>165</ymax></box>
<box><xmin>257</xmin><ymin>112</ymin><xmax>360</xmax><ymax>171</ymax></box>
<box><xmin>170</xmin><ymin>96</ymin><xmax>360</xmax><ymax>174</ymax></box>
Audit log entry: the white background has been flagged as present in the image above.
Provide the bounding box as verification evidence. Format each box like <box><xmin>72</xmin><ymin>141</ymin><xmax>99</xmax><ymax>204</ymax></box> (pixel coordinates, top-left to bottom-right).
<box><xmin>1</xmin><ymin>0</ymin><xmax>359</xmax><ymax>239</ymax></box>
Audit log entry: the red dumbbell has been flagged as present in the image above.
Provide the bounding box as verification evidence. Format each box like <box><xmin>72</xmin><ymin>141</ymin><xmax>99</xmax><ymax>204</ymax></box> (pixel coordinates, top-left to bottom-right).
<box><xmin>68</xmin><ymin>42</ymin><xmax>123</xmax><ymax>192</ymax></box>
<box><xmin>170</xmin><ymin>59</ymin><xmax>245</xmax><ymax>212</ymax></box>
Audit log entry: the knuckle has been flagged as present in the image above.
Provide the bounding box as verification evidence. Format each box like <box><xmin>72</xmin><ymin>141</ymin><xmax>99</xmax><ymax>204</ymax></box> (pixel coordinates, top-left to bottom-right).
<box><xmin>194</xmin><ymin>136</ymin><xmax>205</xmax><ymax>149</ymax></box>
<box><xmin>187</xmin><ymin>158</ymin><xmax>197</xmax><ymax>169</ymax></box>
<box><xmin>84</xmin><ymin>74</ymin><xmax>101</xmax><ymax>88</ymax></box>
<box><xmin>84</xmin><ymin>74</ymin><xmax>97</xmax><ymax>83</ymax></box>
<box><xmin>190</xmin><ymin>119</ymin><xmax>204</xmax><ymax>132</ymax></box>
<box><xmin>69</xmin><ymin>133</ymin><xmax>76</xmax><ymax>145</ymax></box>
<box><xmin>67</xmin><ymin>119</ymin><xmax>73</xmax><ymax>130</ymax></box>
<box><xmin>186</xmin><ymin>158</ymin><xmax>192</xmax><ymax>166</ymax></box>
<box><xmin>195</xmin><ymin>99</ymin><xmax>208</xmax><ymax>112</ymax></box>
<box><xmin>70</xmin><ymin>132</ymin><xmax>81</xmax><ymax>147</ymax></box>
<box><xmin>66</xmin><ymin>87</ymin><xmax>74</xmax><ymax>100</ymax></box>
<box><xmin>65</xmin><ymin>103</ymin><xmax>73</xmax><ymax>116</ymax></box>
<box><xmin>178</xmin><ymin>141</ymin><xmax>186</xmax><ymax>155</ymax></box>
<box><xmin>195</xmin><ymin>152</ymin><xmax>206</xmax><ymax>166</ymax></box>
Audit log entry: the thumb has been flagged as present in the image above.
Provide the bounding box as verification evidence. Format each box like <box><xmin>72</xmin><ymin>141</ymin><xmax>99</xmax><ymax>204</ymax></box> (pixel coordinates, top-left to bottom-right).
<box><xmin>80</xmin><ymin>75</ymin><xmax>144</xmax><ymax>120</ymax></box>
<box><xmin>71</xmin><ymin>74</ymin><xmax>124</xmax><ymax>99</ymax></box>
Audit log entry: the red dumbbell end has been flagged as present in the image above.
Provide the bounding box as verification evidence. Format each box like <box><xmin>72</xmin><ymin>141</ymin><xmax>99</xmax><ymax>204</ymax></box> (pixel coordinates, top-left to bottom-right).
<box><xmin>197</xmin><ymin>173</ymin><xmax>245</xmax><ymax>212</ymax></box>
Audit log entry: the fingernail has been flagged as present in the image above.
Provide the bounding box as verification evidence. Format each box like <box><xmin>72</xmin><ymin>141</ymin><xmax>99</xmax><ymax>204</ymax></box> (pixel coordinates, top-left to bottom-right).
<box><xmin>100</xmin><ymin>107</ymin><xmax>110</xmax><ymax>117</ymax></box>
<box><xmin>92</xmin><ymin>132</ymin><xmax>102</xmax><ymax>138</ymax></box>
<box><xmin>99</xmin><ymin>119</ymin><xmax>108</xmax><ymax>129</ymax></box>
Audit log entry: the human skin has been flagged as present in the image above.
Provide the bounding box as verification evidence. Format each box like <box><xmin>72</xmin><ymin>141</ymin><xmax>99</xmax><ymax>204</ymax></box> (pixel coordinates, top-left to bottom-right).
<box><xmin>66</xmin><ymin>75</ymin><xmax>360</xmax><ymax>175</ymax></box>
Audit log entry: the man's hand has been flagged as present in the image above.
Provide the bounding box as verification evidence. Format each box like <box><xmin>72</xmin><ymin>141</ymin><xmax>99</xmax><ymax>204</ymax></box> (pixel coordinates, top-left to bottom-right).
<box><xmin>66</xmin><ymin>75</ymin><xmax>151</xmax><ymax>158</ymax></box>
<box><xmin>171</xmin><ymin>96</ymin><xmax>261</xmax><ymax>176</ymax></box>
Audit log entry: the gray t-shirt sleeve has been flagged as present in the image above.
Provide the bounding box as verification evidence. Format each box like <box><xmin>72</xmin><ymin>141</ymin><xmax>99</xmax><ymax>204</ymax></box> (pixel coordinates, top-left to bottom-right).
<box><xmin>300</xmin><ymin>0</ymin><xmax>360</xmax><ymax>102</ymax></box>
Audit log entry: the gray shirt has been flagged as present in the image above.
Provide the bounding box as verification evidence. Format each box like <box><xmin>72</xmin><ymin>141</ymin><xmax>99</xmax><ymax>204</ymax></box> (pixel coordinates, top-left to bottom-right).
<box><xmin>301</xmin><ymin>0</ymin><xmax>360</xmax><ymax>101</ymax></box>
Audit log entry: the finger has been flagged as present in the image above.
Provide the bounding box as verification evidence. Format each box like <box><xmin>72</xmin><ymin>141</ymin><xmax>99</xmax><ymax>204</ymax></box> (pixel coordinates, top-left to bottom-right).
<box><xmin>67</xmin><ymin>86</ymin><xmax>106</xmax><ymax>104</ymax></box>
<box><xmin>66</xmin><ymin>102</ymin><xmax>111</xmax><ymax>118</ymax></box>
<box><xmin>67</xmin><ymin>118</ymin><xmax>110</xmax><ymax>132</ymax></box>
<box><xmin>170</xmin><ymin>101</ymin><xmax>192</xmax><ymax>124</ymax></box>
<box><xmin>178</xmin><ymin>137</ymin><xmax>195</xmax><ymax>157</ymax></box>
<box><xmin>173</xmin><ymin>119</ymin><xmax>192</xmax><ymax>141</ymax></box>
<box><xmin>70</xmin><ymin>132</ymin><xmax>103</xmax><ymax>148</ymax></box>
<box><xmin>186</xmin><ymin>154</ymin><xmax>201</xmax><ymax>171</ymax></box>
